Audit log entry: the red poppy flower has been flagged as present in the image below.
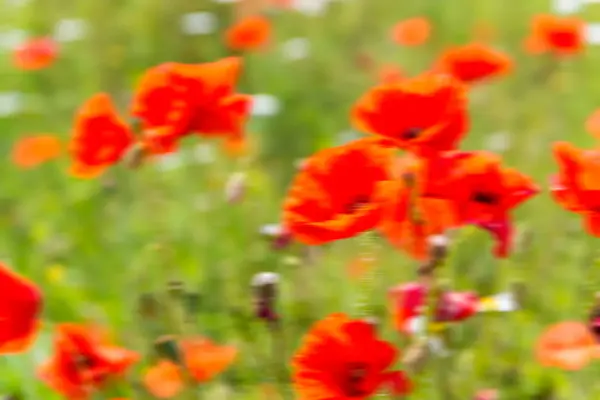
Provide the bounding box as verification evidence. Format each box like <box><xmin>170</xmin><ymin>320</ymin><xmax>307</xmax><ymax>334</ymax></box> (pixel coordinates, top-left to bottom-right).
<box><xmin>523</xmin><ymin>14</ymin><xmax>585</xmax><ymax>56</ymax></box>
<box><xmin>434</xmin><ymin>42</ymin><xmax>513</xmax><ymax>84</ymax></box>
<box><xmin>38</xmin><ymin>324</ymin><xmax>139</xmax><ymax>399</ymax></box>
<box><xmin>0</xmin><ymin>263</ymin><xmax>42</xmax><ymax>354</ymax></box>
<box><xmin>378</xmin><ymin>176</ymin><xmax>459</xmax><ymax>260</ymax></box>
<box><xmin>12</xmin><ymin>37</ymin><xmax>58</xmax><ymax>70</ymax></box>
<box><xmin>434</xmin><ymin>151</ymin><xmax>538</xmax><ymax>257</ymax></box>
<box><xmin>351</xmin><ymin>72</ymin><xmax>469</xmax><ymax>157</ymax></box>
<box><xmin>536</xmin><ymin>321</ymin><xmax>600</xmax><ymax>370</ymax></box>
<box><xmin>131</xmin><ymin>57</ymin><xmax>251</xmax><ymax>154</ymax></box>
<box><xmin>144</xmin><ymin>336</ymin><xmax>237</xmax><ymax>399</ymax></box>
<box><xmin>390</xmin><ymin>17</ymin><xmax>431</xmax><ymax>47</ymax></box>
<box><xmin>282</xmin><ymin>138</ymin><xmax>394</xmax><ymax>245</ymax></box>
<box><xmin>69</xmin><ymin>93</ymin><xmax>135</xmax><ymax>179</ymax></box>
<box><xmin>225</xmin><ymin>15</ymin><xmax>272</xmax><ymax>51</ymax></box>
<box><xmin>292</xmin><ymin>313</ymin><xmax>411</xmax><ymax>399</ymax></box>
<box><xmin>378</xmin><ymin>64</ymin><xmax>405</xmax><ymax>84</ymax></box>
<box><xmin>550</xmin><ymin>142</ymin><xmax>600</xmax><ymax>236</ymax></box>
<box><xmin>11</xmin><ymin>134</ymin><xmax>62</xmax><ymax>169</ymax></box>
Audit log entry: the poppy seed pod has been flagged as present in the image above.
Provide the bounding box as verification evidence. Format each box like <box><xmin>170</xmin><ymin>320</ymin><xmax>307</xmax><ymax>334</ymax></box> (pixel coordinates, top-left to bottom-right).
<box><xmin>251</xmin><ymin>272</ymin><xmax>280</xmax><ymax>322</ymax></box>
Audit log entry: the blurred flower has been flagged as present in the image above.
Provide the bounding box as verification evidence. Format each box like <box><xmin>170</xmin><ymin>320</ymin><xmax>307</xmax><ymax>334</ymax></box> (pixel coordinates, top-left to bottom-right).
<box><xmin>11</xmin><ymin>135</ymin><xmax>62</xmax><ymax>169</ymax></box>
<box><xmin>0</xmin><ymin>29</ymin><xmax>27</xmax><ymax>51</ymax></box>
<box><xmin>586</xmin><ymin>24</ymin><xmax>600</xmax><ymax>45</ymax></box>
<box><xmin>193</xmin><ymin>143</ymin><xmax>217</xmax><ymax>164</ymax></box>
<box><xmin>474</xmin><ymin>389</ymin><xmax>499</xmax><ymax>400</ymax></box>
<box><xmin>259</xmin><ymin>223</ymin><xmax>293</xmax><ymax>249</ymax></box>
<box><xmin>551</xmin><ymin>142</ymin><xmax>600</xmax><ymax>236</ymax></box>
<box><xmin>54</xmin><ymin>19</ymin><xmax>87</xmax><ymax>42</ymax></box>
<box><xmin>283</xmin><ymin>138</ymin><xmax>394</xmax><ymax>245</ymax></box>
<box><xmin>378</xmin><ymin>64</ymin><xmax>404</xmax><ymax>84</ymax></box>
<box><xmin>38</xmin><ymin>324</ymin><xmax>139</xmax><ymax>399</ymax></box>
<box><xmin>536</xmin><ymin>321</ymin><xmax>600</xmax><ymax>370</ymax></box>
<box><xmin>181</xmin><ymin>12</ymin><xmax>218</xmax><ymax>35</ymax></box>
<box><xmin>251</xmin><ymin>94</ymin><xmax>281</xmax><ymax>116</ymax></box>
<box><xmin>523</xmin><ymin>14</ymin><xmax>584</xmax><ymax>56</ymax></box>
<box><xmin>553</xmin><ymin>0</ymin><xmax>581</xmax><ymax>14</ymax></box>
<box><xmin>281</xmin><ymin>37</ymin><xmax>310</xmax><ymax>60</ymax></box>
<box><xmin>251</xmin><ymin>272</ymin><xmax>280</xmax><ymax>322</ymax></box>
<box><xmin>224</xmin><ymin>171</ymin><xmax>246</xmax><ymax>203</ymax></box>
<box><xmin>69</xmin><ymin>93</ymin><xmax>135</xmax><ymax>179</ymax></box>
<box><xmin>12</xmin><ymin>37</ymin><xmax>58</xmax><ymax>70</ymax></box>
<box><xmin>154</xmin><ymin>153</ymin><xmax>184</xmax><ymax>172</ymax></box>
<box><xmin>131</xmin><ymin>57</ymin><xmax>251</xmax><ymax>154</ymax></box>
<box><xmin>290</xmin><ymin>0</ymin><xmax>331</xmax><ymax>16</ymax></box>
<box><xmin>0</xmin><ymin>262</ymin><xmax>42</xmax><ymax>354</ymax></box>
<box><xmin>351</xmin><ymin>72</ymin><xmax>468</xmax><ymax>157</ymax></box>
<box><xmin>390</xmin><ymin>17</ymin><xmax>431</xmax><ymax>47</ymax></box>
<box><xmin>225</xmin><ymin>15</ymin><xmax>271</xmax><ymax>51</ymax></box>
<box><xmin>0</xmin><ymin>92</ymin><xmax>23</xmax><ymax>117</ymax></box>
<box><xmin>144</xmin><ymin>337</ymin><xmax>237</xmax><ymax>399</ymax></box>
<box><xmin>433</xmin><ymin>42</ymin><xmax>513</xmax><ymax>84</ymax></box>
<box><xmin>585</xmin><ymin>109</ymin><xmax>600</xmax><ymax>139</ymax></box>
<box><xmin>292</xmin><ymin>313</ymin><xmax>412</xmax><ymax>399</ymax></box>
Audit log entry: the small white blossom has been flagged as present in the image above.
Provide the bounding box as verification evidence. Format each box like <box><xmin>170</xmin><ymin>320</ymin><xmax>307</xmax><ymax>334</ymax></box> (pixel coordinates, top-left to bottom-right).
<box><xmin>251</xmin><ymin>94</ymin><xmax>281</xmax><ymax>117</ymax></box>
<box><xmin>181</xmin><ymin>12</ymin><xmax>218</xmax><ymax>35</ymax></box>
<box><xmin>54</xmin><ymin>19</ymin><xmax>87</xmax><ymax>42</ymax></box>
<box><xmin>281</xmin><ymin>37</ymin><xmax>310</xmax><ymax>60</ymax></box>
<box><xmin>251</xmin><ymin>272</ymin><xmax>280</xmax><ymax>287</ymax></box>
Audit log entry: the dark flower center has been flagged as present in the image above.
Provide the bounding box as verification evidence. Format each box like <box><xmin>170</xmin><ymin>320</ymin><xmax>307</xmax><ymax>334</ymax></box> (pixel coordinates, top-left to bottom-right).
<box><xmin>343</xmin><ymin>195</ymin><xmax>370</xmax><ymax>214</ymax></box>
<box><xmin>74</xmin><ymin>354</ymin><xmax>96</xmax><ymax>369</ymax></box>
<box><xmin>344</xmin><ymin>362</ymin><xmax>369</xmax><ymax>397</ymax></box>
<box><xmin>472</xmin><ymin>191</ymin><xmax>499</xmax><ymax>205</ymax></box>
<box><xmin>401</xmin><ymin>127</ymin><xmax>422</xmax><ymax>140</ymax></box>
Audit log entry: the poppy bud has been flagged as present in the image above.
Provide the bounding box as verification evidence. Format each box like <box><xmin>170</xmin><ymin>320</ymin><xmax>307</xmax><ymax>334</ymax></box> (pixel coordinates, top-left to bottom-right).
<box><xmin>251</xmin><ymin>272</ymin><xmax>280</xmax><ymax>322</ymax></box>
<box><xmin>154</xmin><ymin>335</ymin><xmax>181</xmax><ymax>364</ymax></box>
<box><xmin>588</xmin><ymin>292</ymin><xmax>600</xmax><ymax>341</ymax></box>
<box><xmin>225</xmin><ymin>171</ymin><xmax>247</xmax><ymax>204</ymax></box>
<box><xmin>427</xmin><ymin>234</ymin><xmax>449</xmax><ymax>262</ymax></box>
<box><xmin>259</xmin><ymin>223</ymin><xmax>293</xmax><ymax>250</ymax></box>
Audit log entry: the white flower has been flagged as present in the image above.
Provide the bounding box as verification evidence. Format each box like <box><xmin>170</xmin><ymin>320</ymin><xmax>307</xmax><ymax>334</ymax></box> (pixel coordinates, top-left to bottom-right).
<box><xmin>181</xmin><ymin>12</ymin><xmax>218</xmax><ymax>35</ymax></box>
<box><xmin>224</xmin><ymin>172</ymin><xmax>246</xmax><ymax>203</ymax></box>
<box><xmin>291</xmin><ymin>0</ymin><xmax>331</xmax><ymax>16</ymax></box>
<box><xmin>485</xmin><ymin>131</ymin><xmax>511</xmax><ymax>153</ymax></box>
<box><xmin>193</xmin><ymin>143</ymin><xmax>217</xmax><ymax>164</ymax></box>
<box><xmin>251</xmin><ymin>272</ymin><xmax>280</xmax><ymax>287</ymax></box>
<box><xmin>54</xmin><ymin>19</ymin><xmax>87</xmax><ymax>42</ymax></box>
<box><xmin>251</xmin><ymin>94</ymin><xmax>281</xmax><ymax>117</ymax></box>
<box><xmin>586</xmin><ymin>24</ymin><xmax>600</xmax><ymax>45</ymax></box>
<box><xmin>281</xmin><ymin>37</ymin><xmax>310</xmax><ymax>60</ymax></box>
<box><xmin>0</xmin><ymin>29</ymin><xmax>27</xmax><ymax>50</ymax></box>
<box><xmin>552</xmin><ymin>0</ymin><xmax>581</xmax><ymax>14</ymax></box>
<box><xmin>0</xmin><ymin>92</ymin><xmax>23</xmax><ymax>117</ymax></box>
<box><xmin>155</xmin><ymin>153</ymin><xmax>184</xmax><ymax>171</ymax></box>
<box><xmin>427</xmin><ymin>234</ymin><xmax>449</xmax><ymax>249</ymax></box>
<box><xmin>260</xmin><ymin>223</ymin><xmax>285</xmax><ymax>237</ymax></box>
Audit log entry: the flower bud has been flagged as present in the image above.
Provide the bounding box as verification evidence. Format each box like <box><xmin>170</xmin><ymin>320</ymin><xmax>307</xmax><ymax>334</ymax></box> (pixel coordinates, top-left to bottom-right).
<box><xmin>154</xmin><ymin>335</ymin><xmax>181</xmax><ymax>364</ymax></box>
<box><xmin>225</xmin><ymin>172</ymin><xmax>246</xmax><ymax>204</ymax></box>
<box><xmin>251</xmin><ymin>272</ymin><xmax>280</xmax><ymax>322</ymax></box>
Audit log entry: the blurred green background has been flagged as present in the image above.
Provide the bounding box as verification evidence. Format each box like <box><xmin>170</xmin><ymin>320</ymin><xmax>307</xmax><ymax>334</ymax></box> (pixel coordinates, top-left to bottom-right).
<box><xmin>2</xmin><ymin>0</ymin><xmax>600</xmax><ymax>398</ymax></box>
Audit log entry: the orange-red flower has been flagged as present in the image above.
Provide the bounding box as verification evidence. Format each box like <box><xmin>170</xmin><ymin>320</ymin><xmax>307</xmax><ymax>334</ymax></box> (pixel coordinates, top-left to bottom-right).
<box><xmin>390</xmin><ymin>17</ymin><xmax>431</xmax><ymax>47</ymax></box>
<box><xmin>378</xmin><ymin>159</ymin><xmax>459</xmax><ymax>259</ymax></box>
<box><xmin>131</xmin><ymin>57</ymin><xmax>251</xmax><ymax>154</ymax></box>
<box><xmin>69</xmin><ymin>93</ymin><xmax>135</xmax><ymax>179</ymax></box>
<box><xmin>536</xmin><ymin>321</ymin><xmax>600</xmax><ymax>370</ymax></box>
<box><xmin>282</xmin><ymin>138</ymin><xmax>394</xmax><ymax>245</ymax></box>
<box><xmin>12</xmin><ymin>37</ymin><xmax>58</xmax><ymax>70</ymax></box>
<box><xmin>38</xmin><ymin>324</ymin><xmax>139</xmax><ymax>400</ymax></box>
<box><xmin>551</xmin><ymin>142</ymin><xmax>600</xmax><ymax>236</ymax></box>
<box><xmin>523</xmin><ymin>14</ymin><xmax>585</xmax><ymax>56</ymax></box>
<box><xmin>430</xmin><ymin>151</ymin><xmax>538</xmax><ymax>257</ymax></box>
<box><xmin>0</xmin><ymin>263</ymin><xmax>42</xmax><ymax>354</ymax></box>
<box><xmin>351</xmin><ymin>73</ymin><xmax>468</xmax><ymax>157</ymax></box>
<box><xmin>434</xmin><ymin>42</ymin><xmax>513</xmax><ymax>84</ymax></box>
<box><xmin>11</xmin><ymin>134</ymin><xmax>62</xmax><ymax>169</ymax></box>
<box><xmin>144</xmin><ymin>336</ymin><xmax>237</xmax><ymax>399</ymax></box>
<box><xmin>585</xmin><ymin>109</ymin><xmax>600</xmax><ymax>139</ymax></box>
<box><xmin>225</xmin><ymin>15</ymin><xmax>272</xmax><ymax>51</ymax></box>
<box><xmin>292</xmin><ymin>313</ymin><xmax>411</xmax><ymax>399</ymax></box>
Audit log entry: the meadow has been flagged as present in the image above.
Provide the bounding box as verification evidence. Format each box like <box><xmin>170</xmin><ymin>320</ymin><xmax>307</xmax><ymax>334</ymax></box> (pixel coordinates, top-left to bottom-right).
<box><xmin>2</xmin><ymin>0</ymin><xmax>600</xmax><ymax>399</ymax></box>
